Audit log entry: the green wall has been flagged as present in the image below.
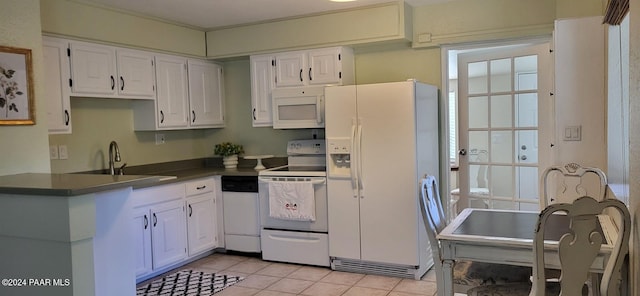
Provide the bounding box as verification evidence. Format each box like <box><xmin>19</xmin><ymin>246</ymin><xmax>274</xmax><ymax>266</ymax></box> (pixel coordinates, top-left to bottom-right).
<box><xmin>0</xmin><ymin>0</ymin><xmax>51</xmax><ymax>175</ymax></box>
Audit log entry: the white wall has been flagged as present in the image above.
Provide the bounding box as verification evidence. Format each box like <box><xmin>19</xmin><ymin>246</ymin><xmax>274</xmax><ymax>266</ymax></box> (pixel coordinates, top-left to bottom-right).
<box><xmin>0</xmin><ymin>0</ymin><xmax>50</xmax><ymax>175</ymax></box>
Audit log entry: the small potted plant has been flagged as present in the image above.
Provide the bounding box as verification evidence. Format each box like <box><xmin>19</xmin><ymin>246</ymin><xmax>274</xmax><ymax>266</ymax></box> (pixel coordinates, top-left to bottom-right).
<box><xmin>215</xmin><ymin>142</ymin><xmax>244</xmax><ymax>169</ymax></box>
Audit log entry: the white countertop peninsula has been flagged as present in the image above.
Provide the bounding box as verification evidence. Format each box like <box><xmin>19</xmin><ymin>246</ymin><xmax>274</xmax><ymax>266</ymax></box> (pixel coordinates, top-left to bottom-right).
<box><xmin>0</xmin><ymin>173</ymin><xmax>169</xmax><ymax>296</ymax></box>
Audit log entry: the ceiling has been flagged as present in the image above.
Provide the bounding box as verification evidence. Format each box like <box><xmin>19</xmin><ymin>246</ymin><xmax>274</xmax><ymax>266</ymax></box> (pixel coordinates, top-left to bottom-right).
<box><xmin>78</xmin><ymin>0</ymin><xmax>445</xmax><ymax>30</ymax></box>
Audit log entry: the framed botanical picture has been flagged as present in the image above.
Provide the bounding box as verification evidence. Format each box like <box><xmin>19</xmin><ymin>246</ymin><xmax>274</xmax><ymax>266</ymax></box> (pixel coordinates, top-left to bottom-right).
<box><xmin>0</xmin><ymin>45</ymin><xmax>34</xmax><ymax>125</ymax></box>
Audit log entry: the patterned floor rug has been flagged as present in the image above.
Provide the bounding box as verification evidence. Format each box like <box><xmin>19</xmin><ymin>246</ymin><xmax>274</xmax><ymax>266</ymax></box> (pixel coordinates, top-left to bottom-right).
<box><xmin>136</xmin><ymin>269</ymin><xmax>244</xmax><ymax>296</ymax></box>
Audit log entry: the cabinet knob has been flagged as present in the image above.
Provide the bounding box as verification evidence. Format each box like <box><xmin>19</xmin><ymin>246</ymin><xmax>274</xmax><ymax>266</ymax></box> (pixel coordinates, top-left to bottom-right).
<box><xmin>309</xmin><ymin>68</ymin><xmax>312</xmax><ymax>81</ymax></box>
<box><xmin>120</xmin><ymin>76</ymin><xmax>125</xmax><ymax>91</ymax></box>
<box><xmin>192</xmin><ymin>110</ymin><xmax>196</xmax><ymax>123</ymax></box>
<box><xmin>299</xmin><ymin>69</ymin><xmax>303</xmax><ymax>82</ymax></box>
<box><xmin>64</xmin><ymin>110</ymin><xmax>70</xmax><ymax>126</ymax></box>
<box><xmin>110</xmin><ymin>76</ymin><xmax>115</xmax><ymax>90</ymax></box>
<box><xmin>160</xmin><ymin>111</ymin><xmax>164</xmax><ymax>123</ymax></box>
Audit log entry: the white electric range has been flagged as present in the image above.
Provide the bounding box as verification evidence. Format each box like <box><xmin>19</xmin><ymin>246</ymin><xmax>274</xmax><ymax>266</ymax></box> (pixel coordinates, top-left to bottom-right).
<box><xmin>258</xmin><ymin>139</ymin><xmax>329</xmax><ymax>266</ymax></box>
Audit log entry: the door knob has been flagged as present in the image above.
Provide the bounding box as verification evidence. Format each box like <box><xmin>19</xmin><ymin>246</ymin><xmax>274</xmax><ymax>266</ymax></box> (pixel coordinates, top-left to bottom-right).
<box><xmin>459</xmin><ymin>149</ymin><xmax>467</xmax><ymax>156</ymax></box>
<box><xmin>520</xmin><ymin>155</ymin><xmax>528</xmax><ymax>161</ymax></box>
<box><xmin>521</xmin><ymin>145</ymin><xmax>527</xmax><ymax>150</ymax></box>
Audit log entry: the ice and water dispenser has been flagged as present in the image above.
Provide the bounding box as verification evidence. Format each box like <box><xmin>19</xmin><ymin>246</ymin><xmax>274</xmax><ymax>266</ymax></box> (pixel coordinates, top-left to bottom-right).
<box><xmin>327</xmin><ymin>138</ymin><xmax>352</xmax><ymax>178</ymax></box>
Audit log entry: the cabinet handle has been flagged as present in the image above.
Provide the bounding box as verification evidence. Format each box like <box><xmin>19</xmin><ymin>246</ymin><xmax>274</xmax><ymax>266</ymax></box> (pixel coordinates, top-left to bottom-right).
<box><xmin>309</xmin><ymin>68</ymin><xmax>312</xmax><ymax>81</ymax></box>
<box><xmin>152</xmin><ymin>213</ymin><xmax>157</xmax><ymax>227</ymax></box>
<box><xmin>192</xmin><ymin>110</ymin><xmax>196</xmax><ymax>123</ymax></box>
<box><xmin>143</xmin><ymin>214</ymin><xmax>148</xmax><ymax>229</ymax></box>
<box><xmin>160</xmin><ymin>110</ymin><xmax>164</xmax><ymax>123</ymax></box>
<box><xmin>188</xmin><ymin>204</ymin><xmax>193</xmax><ymax>217</ymax></box>
<box><xmin>110</xmin><ymin>76</ymin><xmax>115</xmax><ymax>90</ymax></box>
<box><xmin>253</xmin><ymin>108</ymin><xmax>256</xmax><ymax>120</ymax></box>
<box><xmin>120</xmin><ymin>76</ymin><xmax>124</xmax><ymax>91</ymax></box>
<box><xmin>299</xmin><ymin>69</ymin><xmax>303</xmax><ymax>82</ymax></box>
<box><xmin>196</xmin><ymin>185</ymin><xmax>207</xmax><ymax>190</ymax></box>
<box><xmin>64</xmin><ymin>110</ymin><xmax>69</xmax><ymax>126</ymax></box>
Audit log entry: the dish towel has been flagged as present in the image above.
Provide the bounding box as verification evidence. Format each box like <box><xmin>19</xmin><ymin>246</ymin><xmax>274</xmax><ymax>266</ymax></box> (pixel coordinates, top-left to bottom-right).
<box><xmin>268</xmin><ymin>181</ymin><xmax>316</xmax><ymax>221</ymax></box>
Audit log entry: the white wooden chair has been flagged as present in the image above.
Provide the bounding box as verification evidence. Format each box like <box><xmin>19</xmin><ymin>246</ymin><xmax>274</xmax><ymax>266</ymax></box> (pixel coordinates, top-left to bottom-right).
<box><xmin>466</xmin><ymin>196</ymin><xmax>630</xmax><ymax>296</ymax></box>
<box><xmin>419</xmin><ymin>176</ymin><xmax>531</xmax><ymax>296</ymax></box>
<box><xmin>541</xmin><ymin>163</ymin><xmax>607</xmax><ymax>207</ymax></box>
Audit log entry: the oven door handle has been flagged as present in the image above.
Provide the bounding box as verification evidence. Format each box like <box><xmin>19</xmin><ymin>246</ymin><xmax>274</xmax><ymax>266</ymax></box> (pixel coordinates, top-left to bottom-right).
<box><xmin>259</xmin><ymin>177</ymin><xmax>326</xmax><ymax>185</ymax></box>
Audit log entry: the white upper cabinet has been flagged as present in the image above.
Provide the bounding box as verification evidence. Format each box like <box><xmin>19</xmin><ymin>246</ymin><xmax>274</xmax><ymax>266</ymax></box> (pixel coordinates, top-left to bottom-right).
<box><xmin>69</xmin><ymin>41</ymin><xmax>117</xmax><ymax>96</ymax></box>
<box><xmin>275</xmin><ymin>47</ymin><xmax>354</xmax><ymax>87</ymax></box>
<box><xmin>275</xmin><ymin>51</ymin><xmax>307</xmax><ymax>87</ymax></box>
<box><xmin>250</xmin><ymin>46</ymin><xmax>354</xmax><ymax>127</ymax></box>
<box><xmin>116</xmin><ymin>49</ymin><xmax>156</xmax><ymax>98</ymax></box>
<box><xmin>42</xmin><ymin>37</ymin><xmax>72</xmax><ymax>134</ymax></box>
<box><xmin>68</xmin><ymin>40</ymin><xmax>155</xmax><ymax>99</ymax></box>
<box><xmin>134</xmin><ymin>57</ymin><xmax>226</xmax><ymax>131</ymax></box>
<box><xmin>154</xmin><ymin>55</ymin><xmax>190</xmax><ymax>128</ymax></box>
<box><xmin>250</xmin><ymin>55</ymin><xmax>275</xmax><ymax>127</ymax></box>
<box><xmin>187</xmin><ymin>59</ymin><xmax>225</xmax><ymax>128</ymax></box>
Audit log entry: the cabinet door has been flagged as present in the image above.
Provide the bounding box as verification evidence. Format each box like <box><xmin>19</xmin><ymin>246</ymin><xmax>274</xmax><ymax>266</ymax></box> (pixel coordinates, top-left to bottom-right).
<box><xmin>187</xmin><ymin>60</ymin><xmax>225</xmax><ymax>128</ymax></box>
<box><xmin>116</xmin><ymin>49</ymin><xmax>155</xmax><ymax>98</ymax></box>
<box><xmin>155</xmin><ymin>55</ymin><xmax>189</xmax><ymax>128</ymax></box>
<box><xmin>186</xmin><ymin>195</ymin><xmax>217</xmax><ymax>256</ymax></box>
<box><xmin>275</xmin><ymin>51</ymin><xmax>306</xmax><ymax>87</ymax></box>
<box><xmin>69</xmin><ymin>41</ymin><xmax>117</xmax><ymax>95</ymax></box>
<box><xmin>250</xmin><ymin>55</ymin><xmax>274</xmax><ymax>127</ymax></box>
<box><xmin>308</xmin><ymin>48</ymin><xmax>342</xmax><ymax>85</ymax></box>
<box><xmin>150</xmin><ymin>199</ymin><xmax>187</xmax><ymax>270</ymax></box>
<box><xmin>132</xmin><ymin>207</ymin><xmax>152</xmax><ymax>277</ymax></box>
<box><xmin>42</xmin><ymin>37</ymin><xmax>72</xmax><ymax>134</ymax></box>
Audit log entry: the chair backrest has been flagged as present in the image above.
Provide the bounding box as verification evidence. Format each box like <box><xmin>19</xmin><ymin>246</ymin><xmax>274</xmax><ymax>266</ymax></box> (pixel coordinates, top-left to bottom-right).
<box><xmin>540</xmin><ymin>163</ymin><xmax>608</xmax><ymax>207</ymax></box>
<box><xmin>530</xmin><ymin>196</ymin><xmax>630</xmax><ymax>296</ymax></box>
<box><xmin>419</xmin><ymin>175</ymin><xmax>445</xmax><ymax>262</ymax></box>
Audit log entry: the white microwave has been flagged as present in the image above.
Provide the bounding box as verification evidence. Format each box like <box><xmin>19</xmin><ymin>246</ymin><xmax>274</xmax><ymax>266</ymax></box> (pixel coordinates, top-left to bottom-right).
<box><xmin>271</xmin><ymin>86</ymin><xmax>325</xmax><ymax>129</ymax></box>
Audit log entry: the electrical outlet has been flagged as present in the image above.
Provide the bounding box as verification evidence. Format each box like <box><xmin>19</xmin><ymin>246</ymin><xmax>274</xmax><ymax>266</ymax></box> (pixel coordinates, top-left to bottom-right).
<box><xmin>58</xmin><ymin>145</ymin><xmax>69</xmax><ymax>160</ymax></box>
<box><xmin>49</xmin><ymin>145</ymin><xmax>59</xmax><ymax>160</ymax></box>
<box><xmin>155</xmin><ymin>133</ymin><xmax>165</xmax><ymax>145</ymax></box>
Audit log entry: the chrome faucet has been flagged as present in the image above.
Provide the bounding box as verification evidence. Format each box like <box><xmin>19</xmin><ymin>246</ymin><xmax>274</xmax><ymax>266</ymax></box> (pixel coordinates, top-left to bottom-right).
<box><xmin>108</xmin><ymin>141</ymin><xmax>122</xmax><ymax>175</ymax></box>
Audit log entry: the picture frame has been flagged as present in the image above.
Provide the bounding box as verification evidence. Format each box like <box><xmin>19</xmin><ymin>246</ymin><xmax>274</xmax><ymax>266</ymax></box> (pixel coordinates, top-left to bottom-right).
<box><xmin>0</xmin><ymin>45</ymin><xmax>34</xmax><ymax>125</ymax></box>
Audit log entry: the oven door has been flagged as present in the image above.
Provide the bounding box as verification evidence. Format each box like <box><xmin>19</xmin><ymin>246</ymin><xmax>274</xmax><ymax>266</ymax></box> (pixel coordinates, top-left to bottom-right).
<box><xmin>272</xmin><ymin>87</ymin><xmax>324</xmax><ymax>129</ymax></box>
<box><xmin>259</xmin><ymin>176</ymin><xmax>327</xmax><ymax>232</ymax></box>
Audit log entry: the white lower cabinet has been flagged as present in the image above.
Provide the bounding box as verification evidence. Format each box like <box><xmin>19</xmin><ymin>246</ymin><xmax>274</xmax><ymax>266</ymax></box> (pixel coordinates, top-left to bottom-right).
<box><xmin>185</xmin><ymin>178</ymin><xmax>218</xmax><ymax>256</ymax></box>
<box><xmin>132</xmin><ymin>207</ymin><xmax>152</xmax><ymax>277</ymax></box>
<box><xmin>150</xmin><ymin>199</ymin><xmax>187</xmax><ymax>269</ymax></box>
<box><xmin>132</xmin><ymin>177</ymin><xmax>218</xmax><ymax>280</ymax></box>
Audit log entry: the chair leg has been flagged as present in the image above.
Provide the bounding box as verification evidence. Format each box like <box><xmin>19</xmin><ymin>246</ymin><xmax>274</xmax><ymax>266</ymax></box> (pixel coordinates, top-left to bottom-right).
<box><xmin>589</xmin><ymin>273</ymin><xmax>600</xmax><ymax>296</ymax></box>
<box><xmin>440</xmin><ymin>260</ymin><xmax>455</xmax><ymax>296</ymax></box>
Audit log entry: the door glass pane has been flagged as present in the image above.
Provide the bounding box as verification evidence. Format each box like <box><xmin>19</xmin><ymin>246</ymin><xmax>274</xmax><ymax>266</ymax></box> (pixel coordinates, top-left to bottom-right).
<box><xmin>516</xmin><ymin>166</ymin><xmax>539</xmax><ymax>200</ymax></box>
<box><xmin>490</xmin><ymin>95</ymin><xmax>512</xmax><ymax>128</ymax></box>
<box><xmin>519</xmin><ymin>202</ymin><xmax>539</xmax><ymax>211</ymax></box>
<box><xmin>469</xmin><ymin>131</ymin><xmax>489</xmax><ymax>159</ymax></box>
<box><xmin>490</xmin><ymin>59</ymin><xmax>512</xmax><ymax>93</ymax></box>
<box><xmin>491</xmin><ymin>165</ymin><xmax>514</xmax><ymax>198</ymax></box>
<box><xmin>491</xmin><ymin>131</ymin><xmax>513</xmax><ymax>163</ymax></box>
<box><xmin>516</xmin><ymin>93</ymin><xmax>538</xmax><ymax>127</ymax></box>
<box><xmin>493</xmin><ymin>200</ymin><xmax>515</xmax><ymax>210</ymax></box>
<box><xmin>468</xmin><ymin>61</ymin><xmax>487</xmax><ymax>94</ymax></box>
<box><xmin>468</xmin><ymin>96</ymin><xmax>488</xmax><ymax>128</ymax></box>
<box><xmin>514</xmin><ymin>56</ymin><xmax>537</xmax><ymax>91</ymax></box>
<box><xmin>469</xmin><ymin>164</ymin><xmax>489</xmax><ymax>189</ymax></box>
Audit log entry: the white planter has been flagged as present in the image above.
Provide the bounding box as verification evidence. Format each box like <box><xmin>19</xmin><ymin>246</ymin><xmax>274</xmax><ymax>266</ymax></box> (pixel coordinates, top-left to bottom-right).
<box><xmin>222</xmin><ymin>155</ymin><xmax>239</xmax><ymax>169</ymax></box>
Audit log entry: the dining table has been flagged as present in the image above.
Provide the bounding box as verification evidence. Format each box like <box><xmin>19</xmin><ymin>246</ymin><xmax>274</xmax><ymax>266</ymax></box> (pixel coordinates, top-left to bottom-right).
<box><xmin>436</xmin><ymin>208</ymin><xmax>620</xmax><ymax>296</ymax></box>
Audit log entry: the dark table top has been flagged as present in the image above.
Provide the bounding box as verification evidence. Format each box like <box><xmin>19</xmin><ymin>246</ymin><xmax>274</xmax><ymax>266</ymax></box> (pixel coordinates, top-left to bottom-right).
<box><xmin>452</xmin><ymin>210</ymin><xmax>604</xmax><ymax>242</ymax></box>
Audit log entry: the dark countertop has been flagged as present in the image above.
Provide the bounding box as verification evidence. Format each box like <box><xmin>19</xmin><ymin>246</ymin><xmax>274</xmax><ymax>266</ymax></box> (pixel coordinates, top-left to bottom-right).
<box><xmin>0</xmin><ymin>173</ymin><xmax>168</xmax><ymax>196</ymax></box>
<box><xmin>0</xmin><ymin>157</ymin><xmax>287</xmax><ymax>196</ymax></box>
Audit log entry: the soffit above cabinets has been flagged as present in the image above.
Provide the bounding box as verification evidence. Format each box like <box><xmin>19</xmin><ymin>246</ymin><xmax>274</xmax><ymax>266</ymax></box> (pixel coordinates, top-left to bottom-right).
<box><xmin>78</xmin><ymin>0</ymin><xmax>445</xmax><ymax>30</ymax></box>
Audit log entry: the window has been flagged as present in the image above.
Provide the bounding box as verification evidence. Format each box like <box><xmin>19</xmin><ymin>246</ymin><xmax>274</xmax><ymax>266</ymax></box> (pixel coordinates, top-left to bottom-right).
<box><xmin>449</xmin><ymin>90</ymin><xmax>457</xmax><ymax>164</ymax></box>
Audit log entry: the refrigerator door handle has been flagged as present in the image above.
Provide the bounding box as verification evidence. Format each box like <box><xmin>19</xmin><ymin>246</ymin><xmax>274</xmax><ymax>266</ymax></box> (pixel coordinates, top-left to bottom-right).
<box><xmin>356</xmin><ymin>120</ymin><xmax>364</xmax><ymax>198</ymax></box>
<box><xmin>317</xmin><ymin>96</ymin><xmax>324</xmax><ymax>124</ymax></box>
<box><xmin>350</xmin><ymin>119</ymin><xmax>358</xmax><ymax>198</ymax></box>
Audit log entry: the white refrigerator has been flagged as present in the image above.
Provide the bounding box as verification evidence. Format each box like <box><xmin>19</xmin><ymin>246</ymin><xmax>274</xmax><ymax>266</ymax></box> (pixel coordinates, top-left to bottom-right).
<box><xmin>325</xmin><ymin>80</ymin><xmax>438</xmax><ymax>279</ymax></box>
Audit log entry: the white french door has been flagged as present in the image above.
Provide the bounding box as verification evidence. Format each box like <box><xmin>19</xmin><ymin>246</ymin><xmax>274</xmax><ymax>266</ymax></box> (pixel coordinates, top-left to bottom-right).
<box><xmin>457</xmin><ymin>43</ymin><xmax>552</xmax><ymax>211</ymax></box>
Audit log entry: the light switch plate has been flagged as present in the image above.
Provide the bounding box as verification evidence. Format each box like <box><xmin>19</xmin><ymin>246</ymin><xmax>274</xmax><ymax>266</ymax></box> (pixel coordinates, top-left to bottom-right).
<box><xmin>155</xmin><ymin>133</ymin><xmax>165</xmax><ymax>145</ymax></box>
<box><xmin>58</xmin><ymin>145</ymin><xmax>68</xmax><ymax>160</ymax></box>
<box><xmin>563</xmin><ymin>125</ymin><xmax>581</xmax><ymax>141</ymax></box>
<box><xmin>49</xmin><ymin>145</ymin><xmax>59</xmax><ymax>160</ymax></box>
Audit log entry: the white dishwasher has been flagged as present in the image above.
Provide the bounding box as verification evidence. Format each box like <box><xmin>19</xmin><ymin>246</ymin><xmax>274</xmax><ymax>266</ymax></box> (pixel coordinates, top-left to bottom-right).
<box><xmin>221</xmin><ymin>176</ymin><xmax>261</xmax><ymax>253</ymax></box>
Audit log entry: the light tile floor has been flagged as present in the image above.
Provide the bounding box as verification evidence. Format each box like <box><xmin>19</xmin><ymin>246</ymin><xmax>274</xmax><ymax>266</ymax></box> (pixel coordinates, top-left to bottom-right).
<box><xmin>140</xmin><ymin>252</ymin><xmax>440</xmax><ymax>296</ymax></box>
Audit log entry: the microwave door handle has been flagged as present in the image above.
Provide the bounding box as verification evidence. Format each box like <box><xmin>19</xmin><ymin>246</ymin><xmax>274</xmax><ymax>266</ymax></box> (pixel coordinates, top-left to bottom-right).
<box><xmin>317</xmin><ymin>96</ymin><xmax>324</xmax><ymax>124</ymax></box>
